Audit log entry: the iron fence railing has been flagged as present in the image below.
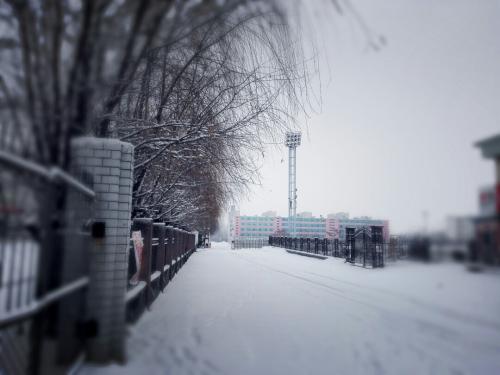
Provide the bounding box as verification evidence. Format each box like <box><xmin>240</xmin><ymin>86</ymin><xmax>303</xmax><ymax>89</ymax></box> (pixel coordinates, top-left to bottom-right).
<box><xmin>269</xmin><ymin>235</ymin><xmax>409</xmax><ymax>268</ymax></box>
<box><xmin>0</xmin><ymin>151</ymin><xmax>95</xmax><ymax>375</ymax></box>
<box><xmin>231</xmin><ymin>238</ymin><xmax>267</xmax><ymax>249</ymax></box>
<box><xmin>125</xmin><ymin>220</ymin><xmax>196</xmax><ymax>323</ymax></box>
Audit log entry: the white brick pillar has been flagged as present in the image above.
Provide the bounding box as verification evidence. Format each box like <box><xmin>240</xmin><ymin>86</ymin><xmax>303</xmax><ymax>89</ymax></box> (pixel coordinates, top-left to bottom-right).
<box><xmin>71</xmin><ymin>137</ymin><xmax>134</xmax><ymax>363</ymax></box>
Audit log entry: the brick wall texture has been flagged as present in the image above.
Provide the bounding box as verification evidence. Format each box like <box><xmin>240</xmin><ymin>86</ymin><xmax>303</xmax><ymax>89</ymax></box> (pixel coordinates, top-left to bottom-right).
<box><xmin>71</xmin><ymin>137</ymin><xmax>134</xmax><ymax>363</ymax></box>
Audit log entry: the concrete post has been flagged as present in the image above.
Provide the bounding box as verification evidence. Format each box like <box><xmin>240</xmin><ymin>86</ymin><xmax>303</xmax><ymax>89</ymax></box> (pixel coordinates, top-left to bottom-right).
<box><xmin>71</xmin><ymin>137</ymin><xmax>133</xmax><ymax>363</ymax></box>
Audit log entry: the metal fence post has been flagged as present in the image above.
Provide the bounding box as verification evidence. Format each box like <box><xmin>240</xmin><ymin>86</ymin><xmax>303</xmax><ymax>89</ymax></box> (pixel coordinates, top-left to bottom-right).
<box><xmin>181</xmin><ymin>230</ymin><xmax>186</xmax><ymax>264</ymax></box>
<box><xmin>153</xmin><ymin>223</ymin><xmax>166</xmax><ymax>289</ymax></box>
<box><xmin>28</xmin><ymin>185</ymin><xmax>57</xmax><ymax>375</ymax></box>
<box><xmin>166</xmin><ymin>226</ymin><xmax>173</xmax><ymax>280</ymax></box>
<box><xmin>173</xmin><ymin>228</ymin><xmax>179</xmax><ymax>273</ymax></box>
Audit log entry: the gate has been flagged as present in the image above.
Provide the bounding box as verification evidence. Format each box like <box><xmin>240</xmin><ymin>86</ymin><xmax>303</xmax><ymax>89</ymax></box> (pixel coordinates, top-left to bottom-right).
<box><xmin>0</xmin><ymin>151</ymin><xmax>95</xmax><ymax>375</ymax></box>
<box><xmin>345</xmin><ymin>226</ymin><xmax>384</xmax><ymax>268</ymax></box>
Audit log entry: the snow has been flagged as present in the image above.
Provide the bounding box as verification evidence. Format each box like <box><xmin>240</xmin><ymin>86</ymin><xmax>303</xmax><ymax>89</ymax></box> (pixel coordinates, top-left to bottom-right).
<box><xmin>71</xmin><ymin>136</ymin><xmax>126</xmax><ymax>148</ymax></box>
<box><xmin>81</xmin><ymin>245</ymin><xmax>500</xmax><ymax>375</ymax></box>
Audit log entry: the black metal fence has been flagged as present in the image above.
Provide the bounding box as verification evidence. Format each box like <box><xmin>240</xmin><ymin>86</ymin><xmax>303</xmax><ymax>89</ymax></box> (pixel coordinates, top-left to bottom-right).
<box><xmin>0</xmin><ymin>150</ymin><xmax>95</xmax><ymax>375</ymax></box>
<box><xmin>231</xmin><ymin>238</ymin><xmax>267</xmax><ymax>249</ymax></box>
<box><xmin>125</xmin><ymin>219</ymin><xmax>196</xmax><ymax>323</ymax></box>
<box><xmin>0</xmin><ymin>150</ymin><xmax>199</xmax><ymax>374</ymax></box>
<box><xmin>269</xmin><ymin>231</ymin><xmax>408</xmax><ymax>268</ymax></box>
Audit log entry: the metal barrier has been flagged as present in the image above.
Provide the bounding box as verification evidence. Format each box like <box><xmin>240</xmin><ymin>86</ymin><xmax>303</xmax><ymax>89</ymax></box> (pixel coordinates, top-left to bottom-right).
<box><xmin>0</xmin><ymin>151</ymin><xmax>95</xmax><ymax>374</ymax></box>
<box><xmin>231</xmin><ymin>239</ymin><xmax>267</xmax><ymax>249</ymax></box>
<box><xmin>269</xmin><ymin>232</ymin><xmax>408</xmax><ymax>269</ymax></box>
<box><xmin>125</xmin><ymin>220</ymin><xmax>196</xmax><ymax>323</ymax></box>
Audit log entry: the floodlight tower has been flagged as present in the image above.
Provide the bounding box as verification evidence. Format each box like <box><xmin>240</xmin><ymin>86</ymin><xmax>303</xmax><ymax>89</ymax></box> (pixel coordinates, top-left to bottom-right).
<box><xmin>285</xmin><ymin>131</ymin><xmax>301</xmax><ymax>237</ymax></box>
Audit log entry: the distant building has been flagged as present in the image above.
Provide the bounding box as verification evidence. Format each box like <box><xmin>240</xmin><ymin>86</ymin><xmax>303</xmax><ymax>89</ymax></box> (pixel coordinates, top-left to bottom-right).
<box><xmin>297</xmin><ymin>211</ymin><xmax>313</xmax><ymax>218</ymax></box>
<box><xmin>479</xmin><ymin>185</ymin><xmax>497</xmax><ymax>217</ymax></box>
<box><xmin>328</xmin><ymin>212</ymin><xmax>349</xmax><ymax>220</ymax></box>
<box><xmin>446</xmin><ymin>216</ymin><xmax>474</xmax><ymax>242</ymax></box>
<box><xmin>228</xmin><ymin>205</ymin><xmax>239</xmax><ymax>241</ymax></box>
<box><xmin>473</xmin><ymin>134</ymin><xmax>500</xmax><ymax>264</ymax></box>
<box><xmin>230</xmin><ymin>211</ymin><xmax>389</xmax><ymax>242</ymax></box>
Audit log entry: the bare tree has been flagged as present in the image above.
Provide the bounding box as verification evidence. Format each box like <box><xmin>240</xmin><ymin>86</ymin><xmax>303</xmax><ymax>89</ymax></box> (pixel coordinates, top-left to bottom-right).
<box><xmin>110</xmin><ymin>1</ymin><xmax>314</xmax><ymax>227</ymax></box>
<box><xmin>1</xmin><ymin>0</ymin><xmax>180</xmax><ymax>163</ymax></box>
<box><xmin>2</xmin><ymin>1</ymin><xmax>378</xmax><ymax>230</ymax></box>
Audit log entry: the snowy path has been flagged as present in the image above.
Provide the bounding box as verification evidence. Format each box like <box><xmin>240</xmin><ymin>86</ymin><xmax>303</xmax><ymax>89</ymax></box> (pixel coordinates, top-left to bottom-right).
<box><xmin>82</xmin><ymin>244</ymin><xmax>500</xmax><ymax>375</ymax></box>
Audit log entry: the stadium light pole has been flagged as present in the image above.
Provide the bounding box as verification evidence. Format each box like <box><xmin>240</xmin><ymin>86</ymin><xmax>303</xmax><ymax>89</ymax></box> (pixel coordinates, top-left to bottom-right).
<box><xmin>285</xmin><ymin>131</ymin><xmax>301</xmax><ymax>237</ymax></box>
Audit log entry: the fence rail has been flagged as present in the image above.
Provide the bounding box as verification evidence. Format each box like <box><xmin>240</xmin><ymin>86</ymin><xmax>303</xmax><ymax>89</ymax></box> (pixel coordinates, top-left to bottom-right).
<box><xmin>269</xmin><ymin>235</ymin><xmax>408</xmax><ymax>268</ymax></box>
<box><xmin>1</xmin><ymin>140</ymin><xmax>200</xmax><ymax>373</ymax></box>
<box><xmin>231</xmin><ymin>238</ymin><xmax>267</xmax><ymax>249</ymax></box>
<box><xmin>0</xmin><ymin>152</ymin><xmax>94</xmax><ymax>375</ymax></box>
<box><xmin>125</xmin><ymin>220</ymin><xmax>196</xmax><ymax>323</ymax></box>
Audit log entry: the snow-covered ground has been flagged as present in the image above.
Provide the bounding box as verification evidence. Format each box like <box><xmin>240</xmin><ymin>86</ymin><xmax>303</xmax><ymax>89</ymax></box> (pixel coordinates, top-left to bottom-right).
<box><xmin>82</xmin><ymin>243</ymin><xmax>500</xmax><ymax>375</ymax></box>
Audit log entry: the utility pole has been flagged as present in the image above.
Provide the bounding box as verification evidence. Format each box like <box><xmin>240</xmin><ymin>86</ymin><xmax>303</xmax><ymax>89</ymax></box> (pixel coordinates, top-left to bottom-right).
<box><xmin>285</xmin><ymin>131</ymin><xmax>301</xmax><ymax>237</ymax></box>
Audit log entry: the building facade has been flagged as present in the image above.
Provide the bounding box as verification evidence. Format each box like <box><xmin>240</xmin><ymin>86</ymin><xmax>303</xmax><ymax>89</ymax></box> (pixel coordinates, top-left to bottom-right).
<box><xmin>473</xmin><ymin>134</ymin><xmax>500</xmax><ymax>265</ymax></box>
<box><xmin>230</xmin><ymin>210</ymin><xmax>389</xmax><ymax>242</ymax></box>
<box><xmin>446</xmin><ymin>215</ymin><xmax>474</xmax><ymax>242</ymax></box>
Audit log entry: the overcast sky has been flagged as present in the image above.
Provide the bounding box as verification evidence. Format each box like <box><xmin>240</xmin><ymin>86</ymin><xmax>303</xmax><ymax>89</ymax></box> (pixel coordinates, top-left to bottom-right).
<box><xmin>238</xmin><ymin>0</ymin><xmax>500</xmax><ymax>234</ymax></box>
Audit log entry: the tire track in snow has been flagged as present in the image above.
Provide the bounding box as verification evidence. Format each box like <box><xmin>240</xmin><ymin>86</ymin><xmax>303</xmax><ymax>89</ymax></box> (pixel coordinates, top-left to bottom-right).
<box><xmin>234</xmin><ymin>254</ymin><xmax>397</xmax><ymax>313</ymax></box>
<box><xmin>304</xmin><ymin>271</ymin><xmax>500</xmax><ymax>333</ymax></box>
<box><xmin>235</xmin><ymin>252</ymin><xmax>500</xmax><ymax>355</ymax></box>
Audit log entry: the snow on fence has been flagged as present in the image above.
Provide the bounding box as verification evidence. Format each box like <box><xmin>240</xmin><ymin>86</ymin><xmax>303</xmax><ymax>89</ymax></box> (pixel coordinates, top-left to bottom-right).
<box><xmin>125</xmin><ymin>219</ymin><xmax>196</xmax><ymax>323</ymax></box>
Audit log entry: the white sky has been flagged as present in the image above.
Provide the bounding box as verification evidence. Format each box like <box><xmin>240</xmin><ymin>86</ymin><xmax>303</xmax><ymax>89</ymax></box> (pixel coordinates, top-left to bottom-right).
<box><xmin>238</xmin><ymin>0</ymin><xmax>500</xmax><ymax>234</ymax></box>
